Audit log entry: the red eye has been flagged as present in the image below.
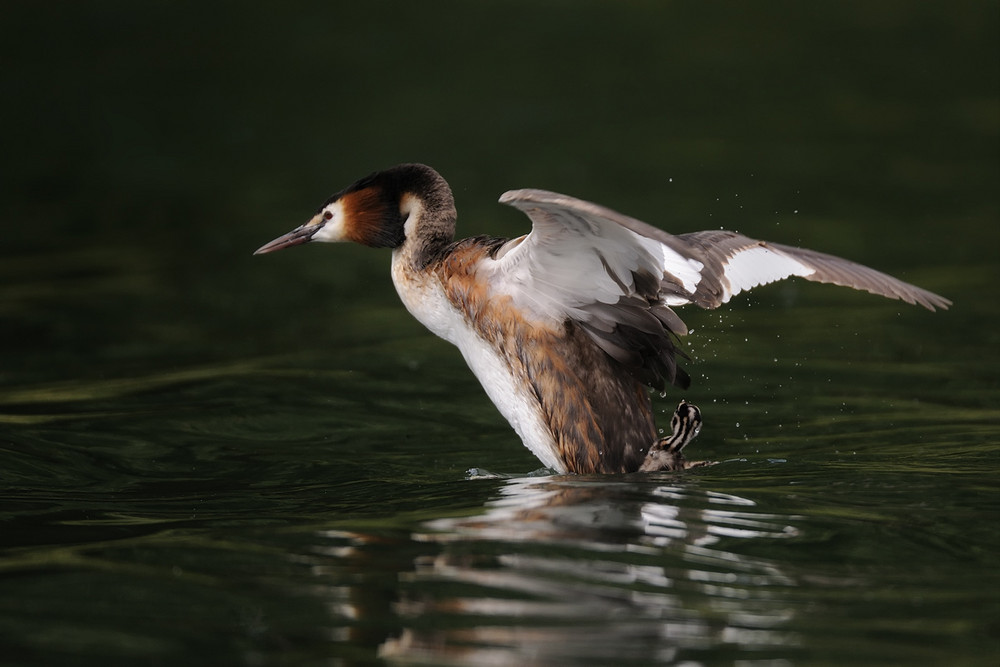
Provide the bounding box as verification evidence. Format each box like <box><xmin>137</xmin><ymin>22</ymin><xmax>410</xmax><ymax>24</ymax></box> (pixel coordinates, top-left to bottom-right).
<box><xmin>323</xmin><ymin>211</ymin><xmax>333</xmax><ymax>220</ymax></box>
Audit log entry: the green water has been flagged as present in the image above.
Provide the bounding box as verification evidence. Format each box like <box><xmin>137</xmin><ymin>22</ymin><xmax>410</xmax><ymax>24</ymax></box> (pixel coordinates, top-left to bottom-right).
<box><xmin>2</xmin><ymin>2</ymin><xmax>998</xmax><ymax>665</ymax></box>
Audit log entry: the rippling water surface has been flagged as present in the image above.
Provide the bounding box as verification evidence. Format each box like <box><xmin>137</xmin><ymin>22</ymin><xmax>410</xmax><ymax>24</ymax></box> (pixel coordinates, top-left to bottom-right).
<box><xmin>2</xmin><ymin>2</ymin><xmax>998</xmax><ymax>665</ymax></box>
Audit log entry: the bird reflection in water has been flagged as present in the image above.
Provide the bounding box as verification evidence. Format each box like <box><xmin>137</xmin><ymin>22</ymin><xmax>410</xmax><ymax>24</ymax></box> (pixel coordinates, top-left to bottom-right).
<box><xmin>357</xmin><ymin>474</ymin><xmax>806</xmax><ymax>664</ymax></box>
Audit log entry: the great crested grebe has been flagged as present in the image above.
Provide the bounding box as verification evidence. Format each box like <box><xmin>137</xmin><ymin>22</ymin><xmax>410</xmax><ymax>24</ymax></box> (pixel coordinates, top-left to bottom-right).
<box><xmin>255</xmin><ymin>163</ymin><xmax>949</xmax><ymax>474</ymax></box>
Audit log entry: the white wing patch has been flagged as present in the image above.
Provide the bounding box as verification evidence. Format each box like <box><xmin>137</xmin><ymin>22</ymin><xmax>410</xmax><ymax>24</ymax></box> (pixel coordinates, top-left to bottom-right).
<box><xmin>657</xmin><ymin>243</ymin><xmax>704</xmax><ymax>293</ymax></box>
<box><xmin>720</xmin><ymin>245</ymin><xmax>815</xmax><ymax>303</ymax></box>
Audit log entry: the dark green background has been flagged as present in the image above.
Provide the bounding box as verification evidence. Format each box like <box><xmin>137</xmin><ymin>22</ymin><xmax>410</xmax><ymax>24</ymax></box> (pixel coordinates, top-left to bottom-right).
<box><xmin>2</xmin><ymin>2</ymin><xmax>998</xmax><ymax>665</ymax></box>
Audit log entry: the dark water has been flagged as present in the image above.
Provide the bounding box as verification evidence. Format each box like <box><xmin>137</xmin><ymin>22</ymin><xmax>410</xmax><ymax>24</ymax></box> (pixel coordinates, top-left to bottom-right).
<box><xmin>2</xmin><ymin>2</ymin><xmax>998</xmax><ymax>665</ymax></box>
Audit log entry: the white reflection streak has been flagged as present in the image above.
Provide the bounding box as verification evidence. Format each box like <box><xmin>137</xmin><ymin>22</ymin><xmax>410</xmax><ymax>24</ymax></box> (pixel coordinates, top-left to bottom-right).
<box><xmin>368</xmin><ymin>478</ymin><xmax>805</xmax><ymax>663</ymax></box>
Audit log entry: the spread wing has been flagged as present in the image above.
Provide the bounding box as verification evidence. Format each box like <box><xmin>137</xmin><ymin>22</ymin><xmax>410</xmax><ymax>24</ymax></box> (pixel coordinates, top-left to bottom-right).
<box><xmin>669</xmin><ymin>229</ymin><xmax>953</xmax><ymax>311</ymax></box>
<box><xmin>486</xmin><ymin>188</ymin><xmax>950</xmax><ymax>389</ymax></box>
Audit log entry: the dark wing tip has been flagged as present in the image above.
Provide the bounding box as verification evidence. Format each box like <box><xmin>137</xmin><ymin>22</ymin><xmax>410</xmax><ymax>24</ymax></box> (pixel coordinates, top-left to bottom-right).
<box><xmin>768</xmin><ymin>243</ymin><xmax>952</xmax><ymax>312</ymax></box>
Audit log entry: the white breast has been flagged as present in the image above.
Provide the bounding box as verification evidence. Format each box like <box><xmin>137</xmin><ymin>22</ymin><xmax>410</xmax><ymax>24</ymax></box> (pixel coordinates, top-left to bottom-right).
<box><xmin>390</xmin><ymin>253</ymin><xmax>567</xmax><ymax>473</ymax></box>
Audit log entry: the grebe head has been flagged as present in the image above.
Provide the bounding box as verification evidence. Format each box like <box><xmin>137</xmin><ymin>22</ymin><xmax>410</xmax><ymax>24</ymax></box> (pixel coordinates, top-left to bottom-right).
<box><xmin>638</xmin><ymin>400</ymin><xmax>707</xmax><ymax>472</ymax></box>
<box><xmin>254</xmin><ymin>163</ymin><xmax>455</xmax><ymax>255</ymax></box>
<box><xmin>669</xmin><ymin>401</ymin><xmax>702</xmax><ymax>452</ymax></box>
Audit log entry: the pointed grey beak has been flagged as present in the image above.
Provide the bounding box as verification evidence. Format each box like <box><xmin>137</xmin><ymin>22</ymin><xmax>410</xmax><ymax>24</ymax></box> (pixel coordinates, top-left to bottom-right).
<box><xmin>254</xmin><ymin>215</ymin><xmax>323</xmax><ymax>255</ymax></box>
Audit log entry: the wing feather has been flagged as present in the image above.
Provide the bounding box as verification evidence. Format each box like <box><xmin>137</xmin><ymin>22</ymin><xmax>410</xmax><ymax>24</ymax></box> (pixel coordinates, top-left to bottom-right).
<box><xmin>676</xmin><ymin>230</ymin><xmax>952</xmax><ymax>310</ymax></box>
<box><xmin>487</xmin><ymin>188</ymin><xmax>949</xmax><ymax>390</ymax></box>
